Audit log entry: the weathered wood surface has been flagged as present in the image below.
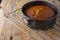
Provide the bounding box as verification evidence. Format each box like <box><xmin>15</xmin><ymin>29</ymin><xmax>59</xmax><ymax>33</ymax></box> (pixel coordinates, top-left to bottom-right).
<box><xmin>0</xmin><ymin>8</ymin><xmax>5</xmax><ymax>40</ymax></box>
<box><xmin>1</xmin><ymin>0</ymin><xmax>60</xmax><ymax>40</ymax></box>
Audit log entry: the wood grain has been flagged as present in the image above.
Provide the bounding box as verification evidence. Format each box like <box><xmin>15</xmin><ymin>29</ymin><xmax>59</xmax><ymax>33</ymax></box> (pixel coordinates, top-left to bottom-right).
<box><xmin>1</xmin><ymin>0</ymin><xmax>60</xmax><ymax>40</ymax></box>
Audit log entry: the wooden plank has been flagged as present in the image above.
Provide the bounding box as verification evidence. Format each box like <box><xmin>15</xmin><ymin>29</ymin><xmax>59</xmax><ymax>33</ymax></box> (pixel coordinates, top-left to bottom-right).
<box><xmin>6</xmin><ymin>18</ymin><xmax>35</xmax><ymax>39</ymax></box>
<box><xmin>0</xmin><ymin>9</ymin><xmax>5</xmax><ymax>40</ymax></box>
<box><xmin>34</xmin><ymin>30</ymin><xmax>54</xmax><ymax>40</ymax></box>
<box><xmin>0</xmin><ymin>18</ymin><xmax>13</xmax><ymax>40</ymax></box>
<box><xmin>44</xmin><ymin>28</ymin><xmax>60</xmax><ymax>40</ymax></box>
<box><xmin>9</xmin><ymin>19</ymin><xmax>43</xmax><ymax>40</ymax></box>
<box><xmin>53</xmin><ymin>25</ymin><xmax>60</xmax><ymax>32</ymax></box>
<box><xmin>29</xmin><ymin>29</ymin><xmax>44</xmax><ymax>40</ymax></box>
<box><xmin>11</xmin><ymin>10</ymin><xmax>24</xmax><ymax>24</ymax></box>
<box><xmin>56</xmin><ymin>22</ymin><xmax>60</xmax><ymax>27</ymax></box>
<box><xmin>0</xmin><ymin>18</ymin><xmax>6</xmax><ymax>40</ymax></box>
<box><xmin>1</xmin><ymin>0</ymin><xmax>37</xmax><ymax>17</ymax></box>
<box><xmin>1</xmin><ymin>18</ymin><xmax>33</xmax><ymax>40</ymax></box>
<box><xmin>7</xmin><ymin>13</ymin><xmax>44</xmax><ymax>40</ymax></box>
<box><xmin>12</xmin><ymin>24</ymin><xmax>29</xmax><ymax>40</ymax></box>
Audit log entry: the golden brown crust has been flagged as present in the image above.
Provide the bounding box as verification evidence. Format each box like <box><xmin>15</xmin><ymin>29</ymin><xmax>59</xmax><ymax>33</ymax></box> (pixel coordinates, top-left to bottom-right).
<box><xmin>25</xmin><ymin>5</ymin><xmax>55</xmax><ymax>20</ymax></box>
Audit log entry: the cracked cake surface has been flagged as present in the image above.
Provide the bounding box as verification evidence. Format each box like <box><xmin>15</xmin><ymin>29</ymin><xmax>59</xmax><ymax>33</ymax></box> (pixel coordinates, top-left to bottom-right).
<box><xmin>25</xmin><ymin>5</ymin><xmax>56</xmax><ymax>20</ymax></box>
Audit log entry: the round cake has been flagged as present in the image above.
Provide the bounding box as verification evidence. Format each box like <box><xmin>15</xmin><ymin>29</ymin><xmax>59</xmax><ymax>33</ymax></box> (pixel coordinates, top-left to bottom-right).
<box><xmin>25</xmin><ymin>5</ymin><xmax>55</xmax><ymax>20</ymax></box>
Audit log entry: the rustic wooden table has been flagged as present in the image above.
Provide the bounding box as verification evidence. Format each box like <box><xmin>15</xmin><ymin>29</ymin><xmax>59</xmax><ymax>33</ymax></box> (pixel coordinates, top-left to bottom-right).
<box><xmin>0</xmin><ymin>0</ymin><xmax>60</xmax><ymax>40</ymax></box>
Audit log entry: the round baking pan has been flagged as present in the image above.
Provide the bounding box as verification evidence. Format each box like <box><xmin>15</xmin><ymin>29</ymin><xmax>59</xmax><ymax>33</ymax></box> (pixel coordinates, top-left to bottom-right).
<box><xmin>22</xmin><ymin>1</ymin><xmax>58</xmax><ymax>30</ymax></box>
